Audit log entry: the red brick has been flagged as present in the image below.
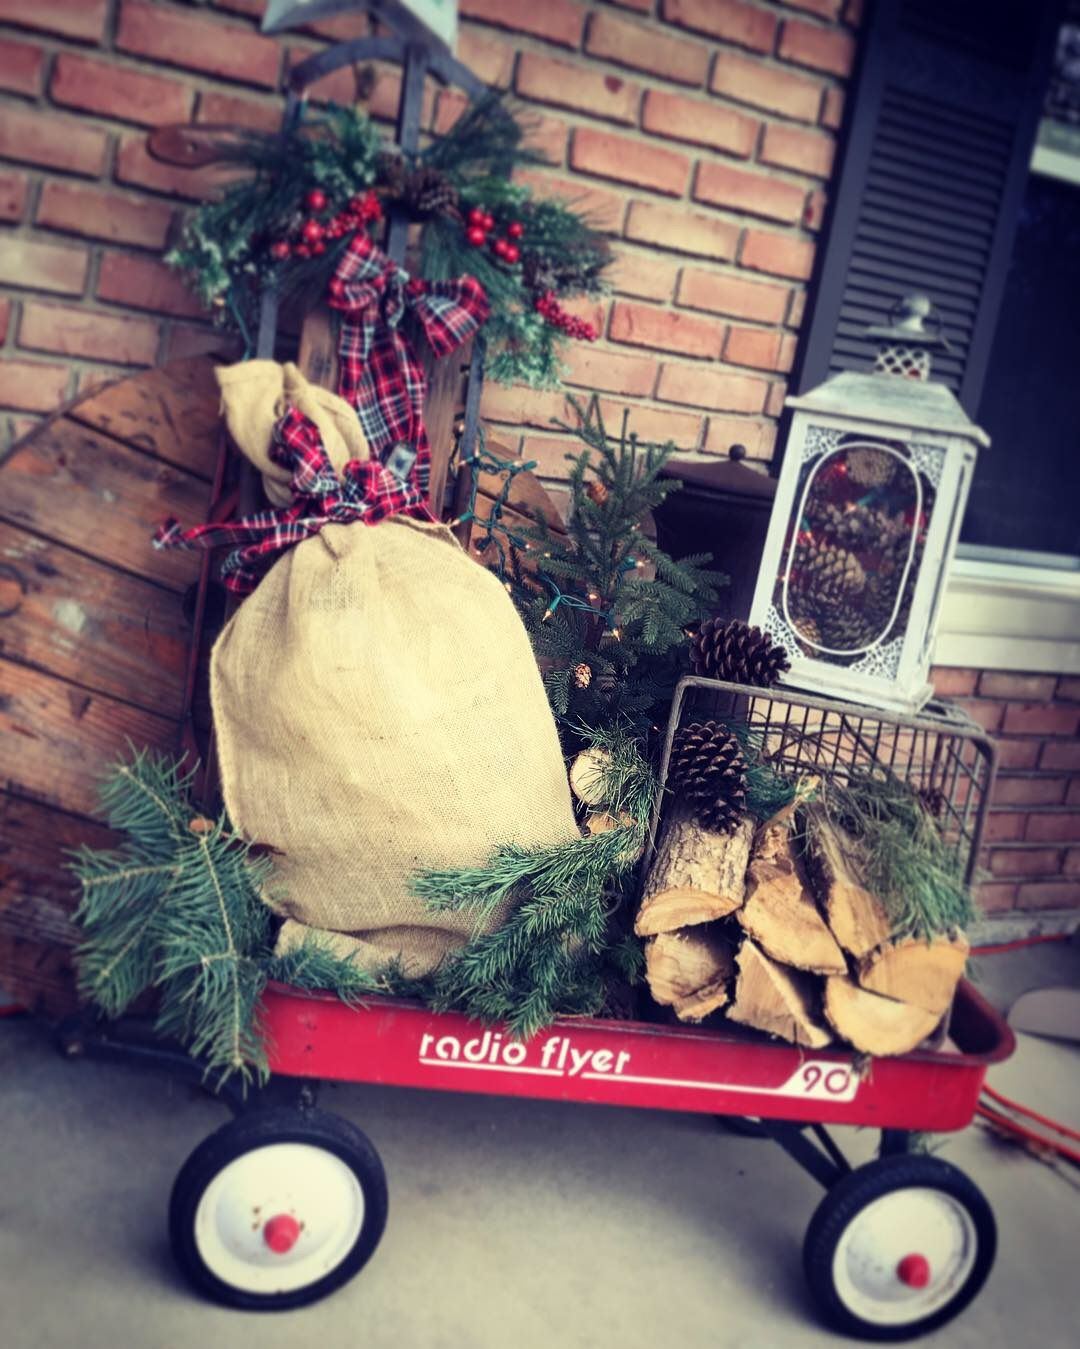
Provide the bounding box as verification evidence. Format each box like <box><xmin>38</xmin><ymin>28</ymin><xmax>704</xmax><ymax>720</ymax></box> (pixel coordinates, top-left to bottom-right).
<box><xmin>50</xmin><ymin>53</ymin><xmax>194</xmax><ymax>128</ymax></box>
<box><xmin>984</xmin><ymin>812</ymin><xmax>1027</xmax><ymax>843</ymax></box>
<box><xmin>781</xmin><ymin>0</ymin><xmax>843</xmax><ymax>17</ymax></box>
<box><xmin>0</xmin><ymin>37</ymin><xmax>43</xmax><ymax>96</ymax></box>
<box><xmin>1026</xmin><ymin>812</ymin><xmax>1080</xmax><ymax>843</ymax></box>
<box><xmin>992</xmin><ymin>776</ymin><xmax>1069</xmax><ymax>807</ymax></box>
<box><xmin>1057</xmin><ymin>676</ymin><xmax>1080</xmax><ymax>702</ymax></box>
<box><xmin>116</xmin><ymin>0</ymin><xmax>281</xmax><ymax>88</ymax></box>
<box><xmin>514</xmin><ymin>169</ymin><xmax>626</xmax><ymax>233</ymax></box>
<box><xmin>164</xmin><ymin>323</ymin><xmax>239</xmax><ymax>363</ymax></box>
<box><xmin>480</xmin><ymin>384</ymin><xmax>573</xmax><ymax>429</ymax></box>
<box><xmin>656</xmin><ymin>363</ymin><xmax>767</xmax><ymax>413</ymax></box>
<box><xmin>760</xmin><ymin>122</ymin><xmax>835</xmax><ymax>178</ymax></box>
<box><xmin>641</xmin><ymin>90</ymin><xmax>758</xmax><ymax>157</ymax></box>
<box><xmin>198</xmin><ymin>91</ymin><xmax>282</xmax><ymax>134</ymax></box>
<box><xmin>0</xmin><ymin>0</ymin><xmax>106</xmax><ymax>42</ymax></box>
<box><xmin>766</xmin><ymin>381</ymin><xmax>787</xmax><ymax>417</ymax></box>
<box><xmin>0</xmin><ymin>358</ymin><xmax>71</xmax><ymax>412</ymax></box>
<box><xmin>0</xmin><ymin>169</ymin><xmax>28</xmax><ymax>222</ymax></box>
<box><xmin>519</xmin><ymin>435</ymin><xmax>584</xmax><ymax>479</ymax></box>
<box><xmin>625</xmin><ymin>201</ymin><xmax>739</xmax><ymax>260</ymax></box>
<box><xmin>585</xmin><ymin>11</ymin><xmax>709</xmax><ymax>86</ymax></box>
<box><xmin>517</xmin><ymin>52</ymin><xmax>641</xmax><ymax>124</ymax></box>
<box><xmin>560</xmin><ymin>295</ymin><xmax>609</xmax><ymax>336</ymax></box>
<box><xmin>0</xmin><ymin>299</ymin><xmax>9</xmax><ymax>345</ymax></box>
<box><xmin>561</xmin><ymin>346</ymin><xmax>658</xmax><ymax>397</ymax></box>
<box><xmin>980</xmin><ymin>672</ymin><xmax>1056</xmax><ymax>700</ymax></box>
<box><xmin>457</xmin><ymin>29</ymin><xmax>514</xmax><ymax>89</ymax></box>
<box><xmin>608</xmin><ymin>0</ymin><xmax>652</xmax><ymax>10</ymax></box>
<box><xmin>0</xmin><ymin>105</ymin><xmax>107</xmax><ymax>177</ymax></box>
<box><xmin>995</xmin><ymin>739</ymin><xmax>1042</xmax><ymax>771</ymax></box>
<box><xmin>116</xmin><ymin>134</ymin><xmax>236</xmax><ymax>202</ymax></box>
<box><xmin>610</xmin><ymin>301</ymin><xmax>722</xmax><ymax>358</ymax></box>
<box><xmin>35</xmin><ymin>183</ymin><xmax>172</xmax><ymax>250</ymax></box>
<box><xmin>1002</xmin><ymin>703</ymin><xmax>1080</xmax><ymax>736</ymax></box>
<box><xmin>953</xmin><ymin>698</ymin><xmax>1004</xmax><ymax>733</ymax></box>
<box><xmin>694</xmin><ymin>161</ymin><xmax>805</xmax><ymax>224</ymax></box>
<box><xmin>787</xmin><ymin>288</ymin><xmax>807</xmax><ymax>326</ymax></box>
<box><xmin>97</xmin><ymin>254</ymin><xmax>205</xmax><ymax>320</ymax></box>
<box><xmin>677</xmin><ymin>269</ymin><xmax>789</xmax><ymax>323</ymax></box>
<box><xmin>930</xmin><ymin>667</ymin><xmax>979</xmax><ymax>697</ymax></box>
<box><xmin>1040</xmin><ymin>741</ymin><xmax>1080</xmax><ymax>771</ymax></box>
<box><xmin>435</xmin><ymin>90</ymin><xmax>565</xmax><ymax>162</ymax></box>
<box><xmin>724</xmin><ymin>325</ymin><xmax>792</xmax><ymax>371</ymax></box>
<box><xmin>1066</xmin><ymin>848</ymin><xmax>1080</xmax><ymax>876</ymax></box>
<box><xmin>779</xmin><ymin>18</ymin><xmax>855</xmax><ymax>76</ymax></box>
<box><xmin>976</xmin><ymin>882</ymin><xmax>1018</xmax><ymax>914</ymax></box>
<box><xmin>459</xmin><ymin>0</ymin><xmax>585</xmax><ymax>49</ymax></box>
<box><xmin>989</xmin><ymin>848</ymin><xmax>1061</xmax><ymax>878</ymax></box>
<box><xmin>19</xmin><ymin>301</ymin><xmax>159</xmax><ymax>365</ymax></box>
<box><xmin>1017</xmin><ymin>881</ymin><xmax>1080</xmax><ymax>911</ymax></box>
<box><xmin>597</xmin><ymin>397</ymin><xmax>703</xmax><ymax>448</ymax></box>
<box><xmin>703</xmin><ymin>416</ymin><xmax>776</xmax><ymax>460</ymax></box>
<box><xmin>662</xmin><ymin>0</ymin><xmax>777</xmax><ymax>52</ymax></box>
<box><xmin>709</xmin><ymin>52</ymin><xmax>821</xmax><ymax>121</ymax></box>
<box><xmin>608</xmin><ymin>250</ymin><xmax>679</xmax><ymax>303</ymax></box>
<box><xmin>571</xmin><ymin>128</ymin><xmax>690</xmax><ymax>197</ymax></box>
<box><xmin>740</xmin><ymin>229</ymin><xmax>815</xmax><ymax>280</ymax></box>
<box><xmin>821</xmin><ymin>84</ymin><xmax>845</xmax><ymax>130</ymax></box>
<box><xmin>0</xmin><ymin>238</ymin><xmax>88</xmax><ymax>296</ymax></box>
<box><xmin>1069</xmin><ymin>778</ymin><xmax>1080</xmax><ymax>806</ymax></box>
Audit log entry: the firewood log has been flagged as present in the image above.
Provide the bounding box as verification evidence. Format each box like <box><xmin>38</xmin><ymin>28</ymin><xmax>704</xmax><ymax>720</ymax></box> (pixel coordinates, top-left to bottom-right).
<box><xmin>801</xmin><ymin>803</ymin><xmax>891</xmax><ymax>958</ymax></box>
<box><xmin>645</xmin><ymin>925</ymin><xmax>736</xmax><ymax>1022</ymax></box>
<box><xmin>856</xmin><ymin>931</ymin><xmax>969</xmax><ymax>1016</ymax></box>
<box><xmin>737</xmin><ymin>806</ymin><xmax>846</xmax><ymax>974</ymax></box>
<box><xmin>824</xmin><ymin>975</ymin><xmax>940</xmax><ymax>1055</ymax></box>
<box><xmin>636</xmin><ymin>803</ymin><xmax>754</xmax><ymax>937</ymax></box>
<box><xmin>727</xmin><ymin>939</ymin><xmax>833</xmax><ymax>1048</ymax></box>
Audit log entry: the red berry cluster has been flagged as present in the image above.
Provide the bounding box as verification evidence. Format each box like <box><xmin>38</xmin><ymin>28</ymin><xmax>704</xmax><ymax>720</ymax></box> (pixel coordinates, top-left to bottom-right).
<box><xmin>464</xmin><ymin>206</ymin><xmax>523</xmax><ymax>264</ymax></box>
<box><xmin>268</xmin><ymin>187</ymin><xmax>383</xmax><ymax>262</ymax></box>
<box><xmin>534</xmin><ymin>290</ymin><xmax>597</xmax><ymax>342</ymax></box>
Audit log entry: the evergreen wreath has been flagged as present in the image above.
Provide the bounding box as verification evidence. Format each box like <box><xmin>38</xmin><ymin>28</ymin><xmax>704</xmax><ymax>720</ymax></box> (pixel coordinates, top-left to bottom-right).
<box><xmin>165</xmin><ymin>94</ymin><xmax>610</xmax><ymax>387</ymax></box>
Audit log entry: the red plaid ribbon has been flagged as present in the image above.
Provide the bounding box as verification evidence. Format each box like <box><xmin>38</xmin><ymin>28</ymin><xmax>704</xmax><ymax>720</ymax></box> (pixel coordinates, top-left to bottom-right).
<box><xmin>328</xmin><ymin>233</ymin><xmax>490</xmax><ymax>494</ymax></box>
<box><xmin>154</xmin><ymin>405</ymin><xmax>434</xmax><ymax>594</ymax></box>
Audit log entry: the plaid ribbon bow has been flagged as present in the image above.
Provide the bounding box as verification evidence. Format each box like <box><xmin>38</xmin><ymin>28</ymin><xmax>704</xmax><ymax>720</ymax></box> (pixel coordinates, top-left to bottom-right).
<box><xmin>154</xmin><ymin>405</ymin><xmax>434</xmax><ymax>594</ymax></box>
<box><xmin>327</xmin><ymin>232</ymin><xmax>490</xmax><ymax>496</ymax></box>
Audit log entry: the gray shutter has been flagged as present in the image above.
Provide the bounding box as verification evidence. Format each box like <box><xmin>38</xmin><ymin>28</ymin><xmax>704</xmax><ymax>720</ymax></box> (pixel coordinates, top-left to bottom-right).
<box><xmin>796</xmin><ymin>0</ymin><xmax>1061</xmax><ymax>414</ymax></box>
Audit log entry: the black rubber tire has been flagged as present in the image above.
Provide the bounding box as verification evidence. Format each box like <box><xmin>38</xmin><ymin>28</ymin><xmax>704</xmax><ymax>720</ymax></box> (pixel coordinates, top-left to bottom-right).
<box><xmin>169</xmin><ymin>1106</ymin><xmax>388</xmax><ymax>1311</ymax></box>
<box><xmin>802</xmin><ymin>1153</ymin><xmax>996</xmax><ymax>1342</ymax></box>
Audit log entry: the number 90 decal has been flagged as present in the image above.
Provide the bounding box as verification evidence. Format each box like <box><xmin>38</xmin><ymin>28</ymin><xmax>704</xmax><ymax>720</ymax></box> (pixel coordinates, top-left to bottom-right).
<box><xmin>779</xmin><ymin>1062</ymin><xmax>859</xmax><ymax>1102</ymax></box>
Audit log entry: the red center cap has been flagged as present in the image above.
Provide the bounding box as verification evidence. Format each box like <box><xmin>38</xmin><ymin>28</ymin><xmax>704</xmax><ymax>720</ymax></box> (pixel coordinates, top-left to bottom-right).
<box><xmin>263</xmin><ymin>1213</ymin><xmax>301</xmax><ymax>1254</ymax></box>
<box><xmin>897</xmin><ymin>1253</ymin><xmax>931</xmax><ymax>1288</ymax></box>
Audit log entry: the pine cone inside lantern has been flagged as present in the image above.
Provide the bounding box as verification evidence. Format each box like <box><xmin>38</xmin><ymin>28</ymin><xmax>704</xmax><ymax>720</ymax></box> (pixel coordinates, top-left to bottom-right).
<box><xmin>819</xmin><ymin>607</ymin><xmax>880</xmax><ymax>652</ymax></box>
<box><xmin>805</xmin><ymin>499</ymin><xmax>906</xmax><ymax>551</ymax></box>
<box><xmin>846</xmin><ymin>446</ymin><xmax>896</xmax><ymax>489</ymax></box>
<box><xmin>792</xmin><ymin>539</ymin><xmax>866</xmax><ymax>611</ymax></box>
<box><xmin>573</xmin><ymin>661</ymin><xmax>592</xmax><ymax>689</ymax></box>
<box><xmin>668</xmin><ymin>720</ymin><xmax>748</xmax><ymax>834</ymax></box>
<box><xmin>690</xmin><ymin>618</ymin><xmax>791</xmax><ymax>687</ymax></box>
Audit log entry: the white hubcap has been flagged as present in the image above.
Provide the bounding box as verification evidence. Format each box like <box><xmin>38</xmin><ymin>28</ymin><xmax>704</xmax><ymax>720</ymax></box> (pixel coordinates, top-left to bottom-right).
<box><xmin>833</xmin><ymin>1186</ymin><xmax>978</xmax><ymax>1326</ymax></box>
<box><xmin>194</xmin><ymin>1142</ymin><xmax>365</xmax><ymax>1295</ymax></box>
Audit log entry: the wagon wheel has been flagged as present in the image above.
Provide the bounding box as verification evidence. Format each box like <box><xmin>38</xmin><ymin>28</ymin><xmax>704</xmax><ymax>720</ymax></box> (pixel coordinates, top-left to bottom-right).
<box><xmin>169</xmin><ymin>1106</ymin><xmax>388</xmax><ymax>1310</ymax></box>
<box><xmin>802</xmin><ymin>1153</ymin><xmax>996</xmax><ymax>1341</ymax></box>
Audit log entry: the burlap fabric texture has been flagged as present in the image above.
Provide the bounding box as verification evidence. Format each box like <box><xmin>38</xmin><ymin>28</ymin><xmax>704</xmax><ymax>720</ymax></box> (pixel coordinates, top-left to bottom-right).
<box><xmin>210</xmin><ymin>395</ymin><xmax>578</xmax><ymax>975</ymax></box>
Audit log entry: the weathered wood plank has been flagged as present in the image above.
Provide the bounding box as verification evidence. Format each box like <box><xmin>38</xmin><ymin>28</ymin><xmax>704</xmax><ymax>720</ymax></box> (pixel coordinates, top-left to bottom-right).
<box><xmin>296</xmin><ymin>304</ymin><xmax>339</xmax><ymax>391</ymax></box>
<box><xmin>68</xmin><ymin>357</ymin><xmax>220</xmax><ymax>481</ymax></box>
<box><xmin>0</xmin><ymin>793</ymin><xmax>114</xmax><ymax>1015</ymax></box>
<box><xmin>424</xmin><ymin>340</ymin><xmax>470</xmax><ymax>518</ymax></box>
<box><xmin>0</xmin><ymin>659</ymin><xmax>177</xmax><ymax>819</ymax></box>
<box><xmin>0</xmin><ymin>523</ymin><xmax>190</xmax><ymax>718</ymax></box>
<box><xmin>0</xmin><ymin>417</ymin><xmax>209</xmax><ymax>592</ymax></box>
<box><xmin>475</xmin><ymin>467</ymin><xmax>567</xmax><ymax>532</ymax></box>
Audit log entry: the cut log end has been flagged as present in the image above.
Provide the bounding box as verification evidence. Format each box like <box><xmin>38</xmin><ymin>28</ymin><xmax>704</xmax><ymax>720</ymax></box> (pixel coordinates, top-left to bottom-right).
<box><xmin>856</xmin><ymin>931</ymin><xmax>969</xmax><ymax>1016</ymax></box>
<box><xmin>727</xmin><ymin>939</ymin><xmax>832</xmax><ymax>1048</ymax></box>
<box><xmin>645</xmin><ymin>925</ymin><xmax>736</xmax><ymax>1017</ymax></box>
<box><xmin>637</xmin><ymin>806</ymin><xmax>753</xmax><ymax>937</ymax></box>
<box><xmin>824</xmin><ymin>975</ymin><xmax>941</xmax><ymax>1056</ymax></box>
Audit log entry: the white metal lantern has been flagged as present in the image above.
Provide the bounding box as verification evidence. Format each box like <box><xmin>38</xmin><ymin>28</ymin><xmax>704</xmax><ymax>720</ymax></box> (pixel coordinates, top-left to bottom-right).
<box><xmin>749</xmin><ymin>295</ymin><xmax>989</xmax><ymax>715</ymax></box>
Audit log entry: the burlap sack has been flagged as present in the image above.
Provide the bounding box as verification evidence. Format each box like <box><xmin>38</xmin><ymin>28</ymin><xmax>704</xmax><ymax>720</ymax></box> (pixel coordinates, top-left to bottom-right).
<box><xmin>211</xmin><ymin>514</ymin><xmax>579</xmax><ymax>975</ymax></box>
<box><xmin>216</xmin><ymin>360</ymin><xmax>369</xmax><ymax>503</ymax></box>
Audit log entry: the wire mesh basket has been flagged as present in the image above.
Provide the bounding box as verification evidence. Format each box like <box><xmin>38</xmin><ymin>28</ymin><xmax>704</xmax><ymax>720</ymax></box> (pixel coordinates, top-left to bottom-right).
<box><xmin>654</xmin><ymin>677</ymin><xmax>998</xmax><ymax>886</ymax></box>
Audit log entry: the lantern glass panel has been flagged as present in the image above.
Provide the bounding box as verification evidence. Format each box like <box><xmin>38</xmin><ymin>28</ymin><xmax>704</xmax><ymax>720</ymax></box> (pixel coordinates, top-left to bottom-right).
<box><xmin>764</xmin><ymin>429</ymin><xmax>942</xmax><ymax>679</ymax></box>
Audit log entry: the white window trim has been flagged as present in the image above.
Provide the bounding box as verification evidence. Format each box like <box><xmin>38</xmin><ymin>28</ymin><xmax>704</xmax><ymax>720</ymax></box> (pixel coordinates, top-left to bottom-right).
<box><xmin>933</xmin><ymin>557</ymin><xmax>1080</xmax><ymax>673</ymax></box>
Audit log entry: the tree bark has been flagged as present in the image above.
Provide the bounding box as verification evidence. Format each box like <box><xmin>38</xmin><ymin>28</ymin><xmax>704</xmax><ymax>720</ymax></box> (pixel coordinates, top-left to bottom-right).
<box><xmin>802</xmin><ymin>803</ymin><xmax>892</xmax><ymax>958</ymax></box>
<box><xmin>636</xmin><ymin>803</ymin><xmax>754</xmax><ymax>937</ymax></box>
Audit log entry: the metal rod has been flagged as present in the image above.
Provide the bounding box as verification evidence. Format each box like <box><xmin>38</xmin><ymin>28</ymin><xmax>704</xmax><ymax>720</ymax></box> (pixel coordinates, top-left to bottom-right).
<box><xmin>762</xmin><ymin>1120</ymin><xmax>846</xmax><ymax>1189</ymax></box>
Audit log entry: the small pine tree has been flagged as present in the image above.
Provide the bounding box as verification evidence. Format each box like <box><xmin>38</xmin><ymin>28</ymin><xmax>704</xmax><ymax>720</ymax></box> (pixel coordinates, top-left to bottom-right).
<box><xmin>494</xmin><ymin>400</ymin><xmax>725</xmax><ymax>734</ymax></box>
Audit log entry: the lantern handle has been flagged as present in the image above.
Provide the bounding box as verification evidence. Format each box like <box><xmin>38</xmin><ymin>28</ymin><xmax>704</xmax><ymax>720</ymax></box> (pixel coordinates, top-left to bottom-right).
<box><xmin>871</xmin><ymin>294</ymin><xmax>952</xmax><ymax>351</ymax></box>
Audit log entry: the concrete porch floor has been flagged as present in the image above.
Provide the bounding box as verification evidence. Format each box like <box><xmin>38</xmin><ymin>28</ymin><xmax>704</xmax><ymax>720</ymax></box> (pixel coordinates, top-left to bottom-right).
<box><xmin>1</xmin><ymin>943</ymin><xmax>1078</xmax><ymax>1349</ymax></box>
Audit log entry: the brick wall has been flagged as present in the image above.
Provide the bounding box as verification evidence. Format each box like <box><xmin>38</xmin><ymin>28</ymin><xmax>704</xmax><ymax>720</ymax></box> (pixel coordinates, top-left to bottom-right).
<box><xmin>0</xmin><ymin>0</ymin><xmax>860</xmax><ymax>456</ymax></box>
<box><xmin>932</xmin><ymin>668</ymin><xmax>1080</xmax><ymax>926</ymax></box>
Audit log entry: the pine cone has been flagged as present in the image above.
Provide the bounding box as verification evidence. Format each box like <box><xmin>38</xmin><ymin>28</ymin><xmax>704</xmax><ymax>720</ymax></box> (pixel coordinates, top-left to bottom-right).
<box><xmin>805</xmin><ymin>499</ymin><xmax>906</xmax><ymax>551</ymax></box>
<box><xmin>668</xmin><ymin>720</ymin><xmax>748</xmax><ymax>834</ymax></box>
<box><xmin>819</xmin><ymin>607</ymin><xmax>880</xmax><ymax>651</ymax></box>
<box><xmin>846</xmin><ymin>446</ymin><xmax>895</xmax><ymax>489</ymax></box>
<box><xmin>406</xmin><ymin>167</ymin><xmax>458</xmax><ymax>216</ymax></box>
<box><xmin>587</xmin><ymin>479</ymin><xmax>609</xmax><ymax>507</ymax></box>
<box><xmin>792</xmin><ymin>539</ymin><xmax>866</xmax><ymax>611</ymax></box>
<box><xmin>573</xmin><ymin>662</ymin><xmax>592</xmax><ymax>689</ymax></box>
<box><xmin>376</xmin><ymin>150</ymin><xmax>407</xmax><ymax>198</ymax></box>
<box><xmin>791</xmin><ymin>615</ymin><xmax>821</xmax><ymax>646</ymax></box>
<box><xmin>690</xmin><ymin>618</ymin><xmax>791</xmax><ymax>687</ymax></box>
